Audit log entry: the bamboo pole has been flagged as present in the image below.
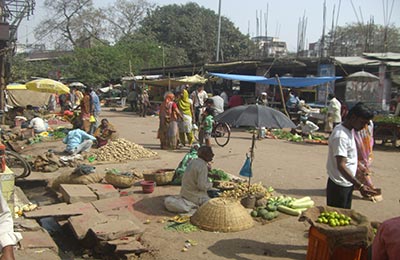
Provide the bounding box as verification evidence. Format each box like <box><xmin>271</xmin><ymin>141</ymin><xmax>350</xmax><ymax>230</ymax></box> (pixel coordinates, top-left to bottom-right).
<box><xmin>275</xmin><ymin>74</ymin><xmax>290</xmax><ymax>118</ymax></box>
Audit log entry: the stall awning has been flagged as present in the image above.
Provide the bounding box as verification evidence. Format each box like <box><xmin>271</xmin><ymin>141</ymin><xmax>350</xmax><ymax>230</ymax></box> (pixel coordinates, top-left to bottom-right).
<box><xmin>209</xmin><ymin>73</ymin><xmax>342</xmax><ymax>88</ymax></box>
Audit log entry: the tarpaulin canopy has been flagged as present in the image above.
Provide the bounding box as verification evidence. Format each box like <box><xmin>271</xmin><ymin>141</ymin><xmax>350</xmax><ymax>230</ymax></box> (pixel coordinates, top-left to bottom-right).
<box><xmin>137</xmin><ymin>74</ymin><xmax>207</xmax><ymax>87</ymax></box>
<box><xmin>209</xmin><ymin>73</ymin><xmax>342</xmax><ymax>88</ymax></box>
<box><xmin>6</xmin><ymin>83</ymin><xmax>27</xmax><ymax>90</ymax></box>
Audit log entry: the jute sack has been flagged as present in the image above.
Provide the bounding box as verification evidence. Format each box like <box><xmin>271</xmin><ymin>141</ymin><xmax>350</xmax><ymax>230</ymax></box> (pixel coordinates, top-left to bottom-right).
<box><xmin>51</xmin><ymin>172</ymin><xmax>105</xmax><ymax>191</ymax></box>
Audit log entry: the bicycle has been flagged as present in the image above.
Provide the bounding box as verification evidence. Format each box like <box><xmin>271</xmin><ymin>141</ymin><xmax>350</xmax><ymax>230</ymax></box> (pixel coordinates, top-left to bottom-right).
<box><xmin>1</xmin><ymin>128</ymin><xmax>32</xmax><ymax>179</ymax></box>
<box><xmin>193</xmin><ymin>120</ymin><xmax>231</xmax><ymax>147</ymax></box>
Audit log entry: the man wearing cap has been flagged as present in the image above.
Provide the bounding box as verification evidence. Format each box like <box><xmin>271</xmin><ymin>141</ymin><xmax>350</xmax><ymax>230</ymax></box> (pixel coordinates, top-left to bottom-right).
<box><xmin>257</xmin><ymin>92</ymin><xmax>268</xmax><ymax>106</ymax></box>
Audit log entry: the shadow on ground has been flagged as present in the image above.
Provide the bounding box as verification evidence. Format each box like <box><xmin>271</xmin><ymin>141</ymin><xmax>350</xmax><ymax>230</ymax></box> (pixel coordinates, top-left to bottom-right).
<box><xmin>274</xmin><ymin>188</ymin><xmax>326</xmax><ymax>197</ymax></box>
<box><xmin>208</xmin><ymin>238</ymin><xmax>306</xmax><ymax>260</ymax></box>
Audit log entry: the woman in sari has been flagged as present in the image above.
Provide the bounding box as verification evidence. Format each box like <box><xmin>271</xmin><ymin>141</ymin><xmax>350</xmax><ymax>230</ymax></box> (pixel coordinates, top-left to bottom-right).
<box><xmin>93</xmin><ymin>119</ymin><xmax>117</xmax><ymax>147</ymax></box>
<box><xmin>354</xmin><ymin>121</ymin><xmax>376</xmax><ymax>198</ymax></box>
<box><xmin>176</xmin><ymin>87</ymin><xmax>194</xmax><ymax>146</ymax></box>
<box><xmin>158</xmin><ymin>92</ymin><xmax>182</xmax><ymax>149</ymax></box>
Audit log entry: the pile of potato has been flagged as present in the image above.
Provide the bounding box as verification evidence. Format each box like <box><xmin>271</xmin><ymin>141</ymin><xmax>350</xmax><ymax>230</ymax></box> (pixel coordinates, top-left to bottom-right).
<box><xmin>220</xmin><ymin>182</ymin><xmax>273</xmax><ymax>200</ymax></box>
<box><xmin>90</xmin><ymin>138</ymin><xmax>158</xmax><ymax>162</ymax></box>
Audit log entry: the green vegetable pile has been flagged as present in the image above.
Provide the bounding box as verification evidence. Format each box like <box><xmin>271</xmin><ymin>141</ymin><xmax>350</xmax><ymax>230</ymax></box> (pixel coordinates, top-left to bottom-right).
<box><xmin>272</xmin><ymin>129</ymin><xmax>327</xmax><ymax>143</ymax></box>
<box><xmin>164</xmin><ymin>222</ymin><xmax>199</xmax><ymax>233</ymax></box>
<box><xmin>209</xmin><ymin>168</ymin><xmax>230</xmax><ymax>181</ymax></box>
<box><xmin>374</xmin><ymin>115</ymin><xmax>400</xmax><ymax>125</ymax></box>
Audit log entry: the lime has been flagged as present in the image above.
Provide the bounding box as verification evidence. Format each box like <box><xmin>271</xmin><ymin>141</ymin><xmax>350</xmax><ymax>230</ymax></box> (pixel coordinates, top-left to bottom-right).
<box><xmin>340</xmin><ymin>220</ymin><xmax>345</xmax><ymax>226</ymax></box>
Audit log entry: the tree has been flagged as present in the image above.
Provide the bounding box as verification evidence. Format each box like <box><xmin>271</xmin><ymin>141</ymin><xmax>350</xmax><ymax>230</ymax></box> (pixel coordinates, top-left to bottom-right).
<box><xmin>139</xmin><ymin>3</ymin><xmax>255</xmax><ymax>64</ymax></box>
<box><xmin>60</xmin><ymin>46</ymin><xmax>127</xmax><ymax>86</ymax></box>
<box><xmin>100</xmin><ymin>0</ymin><xmax>155</xmax><ymax>43</ymax></box>
<box><xmin>327</xmin><ymin>23</ymin><xmax>400</xmax><ymax>56</ymax></box>
<box><xmin>10</xmin><ymin>54</ymin><xmax>58</xmax><ymax>81</ymax></box>
<box><xmin>34</xmin><ymin>0</ymin><xmax>108</xmax><ymax>49</ymax></box>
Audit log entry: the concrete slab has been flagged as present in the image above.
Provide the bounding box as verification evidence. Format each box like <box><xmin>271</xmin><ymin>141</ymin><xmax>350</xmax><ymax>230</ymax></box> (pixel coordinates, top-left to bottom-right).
<box><xmin>14</xmin><ymin>218</ymin><xmax>42</xmax><ymax>231</ymax></box>
<box><xmin>59</xmin><ymin>184</ymin><xmax>98</xmax><ymax>204</ymax></box>
<box><xmin>24</xmin><ymin>202</ymin><xmax>96</xmax><ymax>219</ymax></box>
<box><xmin>89</xmin><ymin>219</ymin><xmax>144</xmax><ymax>241</ymax></box>
<box><xmin>87</xmin><ymin>183</ymin><xmax>120</xmax><ymax>200</ymax></box>
<box><xmin>15</xmin><ymin>248</ymin><xmax>61</xmax><ymax>260</ymax></box>
<box><xmin>19</xmin><ymin>229</ymin><xmax>58</xmax><ymax>252</ymax></box>
<box><xmin>91</xmin><ymin>196</ymin><xmax>135</xmax><ymax>212</ymax></box>
<box><xmin>68</xmin><ymin>213</ymin><xmax>108</xmax><ymax>240</ymax></box>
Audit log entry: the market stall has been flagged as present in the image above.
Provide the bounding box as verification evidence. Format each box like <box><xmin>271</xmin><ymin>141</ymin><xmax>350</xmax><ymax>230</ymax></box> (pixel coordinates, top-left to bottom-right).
<box><xmin>373</xmin><ymin>116</ymin><xmax>400</xmax><ymax>146</ymax></box>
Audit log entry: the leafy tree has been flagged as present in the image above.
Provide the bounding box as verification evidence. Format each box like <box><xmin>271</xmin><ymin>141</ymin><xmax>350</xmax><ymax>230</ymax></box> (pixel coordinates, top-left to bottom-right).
<box><xmin>139</xmin><ymin>2</ymin><xmax>255</xmax><ymax>64</ymax></box>
<box><xmin>60</xmin><ymin>46</ymin><xmax>127</xmax><ymax>86</ymax></box>
<box><xmin>10</xmin><ymin>54</ymin><xmax>58</xmax><ymax>82</ymax></box>
<box><xmin>100</xmin><ymin>0</ymin><xmax>155</xmax><ymax>43</ymax></box>
<box><xmin>34</xmin><ymin>0</ymin><xmax>108</xmax><ymax>49</ymax></box>
<box><xmin>327</xmin><ymin>23</ymin><xmax>400</xmax><ymax>56</ymax></box>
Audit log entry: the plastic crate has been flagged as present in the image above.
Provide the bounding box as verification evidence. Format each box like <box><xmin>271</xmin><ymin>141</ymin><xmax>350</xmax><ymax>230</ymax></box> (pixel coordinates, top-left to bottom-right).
<box><xmin>306</xmin><ymin>226</ymin><xmax>367</xmax><ymax>260</ymax></box>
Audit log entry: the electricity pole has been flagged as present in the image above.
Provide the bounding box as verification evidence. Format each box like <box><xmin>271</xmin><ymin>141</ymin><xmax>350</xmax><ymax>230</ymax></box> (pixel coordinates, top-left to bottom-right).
<box><xmin>216</xmin><ymin>0</ymin><xmax>222</xmax><ymax>62</ymax></box>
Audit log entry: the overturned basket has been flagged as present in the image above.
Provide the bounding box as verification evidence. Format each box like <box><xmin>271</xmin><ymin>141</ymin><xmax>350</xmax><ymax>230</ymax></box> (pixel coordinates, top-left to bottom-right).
<box><xmin>143</xmin><ymin>169</ymin><xmax>174</xmax><ymax>186</ymax></box>
<box><xmin>191</xmin><ymin>197</ymin><xmax>254</xmax><ymax>232</ymax></box>
<box><xmin>105</xmin><ymin>172</ymin><xmax>136</xmax><ymax>188</ymax></box>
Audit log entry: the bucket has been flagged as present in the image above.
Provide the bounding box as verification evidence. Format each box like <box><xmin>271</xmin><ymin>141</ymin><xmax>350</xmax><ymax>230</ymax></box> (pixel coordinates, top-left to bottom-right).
<box><xmin>140</xmin><ymin>181</ymin><xmax>155</xmax><ymax>194</ymax></box>
<box><xmin>240</xmin><ymin>195</ymin><xmax>256</xmax><ymax>209</ymax></box>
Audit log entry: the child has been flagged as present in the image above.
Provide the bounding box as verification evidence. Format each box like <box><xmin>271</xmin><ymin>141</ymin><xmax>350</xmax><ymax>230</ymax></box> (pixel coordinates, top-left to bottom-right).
<box><xmin>201</xmin><ymin>107</ymin><xmax>214</xmax><ymax>147</ymax></box>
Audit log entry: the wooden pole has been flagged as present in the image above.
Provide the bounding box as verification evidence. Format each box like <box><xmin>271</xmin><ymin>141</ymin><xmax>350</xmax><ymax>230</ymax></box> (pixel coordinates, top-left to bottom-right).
<box><xmin>275</xmin><ymin>74</ymin><xmax>290</xmax><ymax>117</ymax></box>
<box><xmin>248</xmin><ymin>131</ymin><xmax>256</xmax><ymax>193</ymax></box>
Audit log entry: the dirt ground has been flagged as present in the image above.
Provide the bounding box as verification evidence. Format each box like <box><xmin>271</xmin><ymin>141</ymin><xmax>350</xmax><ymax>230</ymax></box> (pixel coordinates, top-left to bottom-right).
<box><xmin>18</xmin><ymin>108</ymin><xmax>400</xmax><ymax>260</ymax></box>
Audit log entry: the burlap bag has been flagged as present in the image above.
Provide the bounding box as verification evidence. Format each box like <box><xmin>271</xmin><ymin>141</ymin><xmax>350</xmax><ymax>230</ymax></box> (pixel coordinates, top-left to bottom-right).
<box><xmin>51</xmin><ymin>172</ymin><xmax>105</xmax><ymax>191</ymax></box>
<box><xmin>299</xmin><ymin>205</ymin><xmax>374</xmax><ymax>251</ymax></box>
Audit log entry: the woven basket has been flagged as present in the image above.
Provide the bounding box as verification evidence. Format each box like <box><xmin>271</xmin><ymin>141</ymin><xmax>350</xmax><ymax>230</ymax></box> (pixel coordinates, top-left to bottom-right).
<box><xmin>143</xmin><ymin>169</ymin><xmax>174</xmax><ymax>185</ymax></box>
<box><xmin>190</xmin><ymin>197</ymin><xmax>254</xmax><ymax>232</ymax></box>
<box><xmin>105</xmin><ymin>172</ymin><xmax>135</xmax><ymax>188</ymax></box>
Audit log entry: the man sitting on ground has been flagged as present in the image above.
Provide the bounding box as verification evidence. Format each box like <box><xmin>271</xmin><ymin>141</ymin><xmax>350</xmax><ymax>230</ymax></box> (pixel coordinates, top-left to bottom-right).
<box><xmin>63</xmin><ymin>121</ymin><xmax>96</xmax><ymax>155</ymax></box>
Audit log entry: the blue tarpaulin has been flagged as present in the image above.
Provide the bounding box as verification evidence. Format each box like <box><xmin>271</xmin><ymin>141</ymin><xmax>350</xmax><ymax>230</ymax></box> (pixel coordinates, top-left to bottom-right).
<box><xmin>209</xmin><ymin>73</ymin><xmax>342</xmax><ymax>88</ymax></box>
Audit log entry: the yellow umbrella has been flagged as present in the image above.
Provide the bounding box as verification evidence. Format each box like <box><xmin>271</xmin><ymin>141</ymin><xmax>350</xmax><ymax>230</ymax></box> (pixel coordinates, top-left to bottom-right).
<box><xmin>26</xmin><ymin>78</ymin><xmax>70</xmax><ymax>94</ymax></box>
<box><xmin>6</xmin><ymin>83</ymin><xmax>27</xmax><ymax>90</ymax></box>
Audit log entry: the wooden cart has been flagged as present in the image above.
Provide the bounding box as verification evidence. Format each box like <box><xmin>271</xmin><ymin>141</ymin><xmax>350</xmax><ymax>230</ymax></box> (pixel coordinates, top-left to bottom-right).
<box><xmin>373</xmin><ymin>121</ymin><xmax>400</xmax><ymax>147</ymax></box>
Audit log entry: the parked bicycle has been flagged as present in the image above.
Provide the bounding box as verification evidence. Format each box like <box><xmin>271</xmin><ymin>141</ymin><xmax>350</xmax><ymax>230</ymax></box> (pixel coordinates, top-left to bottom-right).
<box><xmin>1</xmin><ymin>128</ymin><xmax>32</xmax><ymax>179</ymax></box>
<box><xmin>193</xmin><ymin>120</ymin><xmax>231</xmax><ymax>147</ymax></box>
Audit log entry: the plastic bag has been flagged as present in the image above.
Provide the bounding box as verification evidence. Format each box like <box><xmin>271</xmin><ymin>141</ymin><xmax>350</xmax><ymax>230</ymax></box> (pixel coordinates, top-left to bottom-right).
<box><xmin>239</xmin><ymin>155</ymin><xmax>252</xmax><ymax>177</ymax></box>
<box><xmin>89</xmin><ymin>115</ymin><xmax>96</xmax><ymax>123</ymax></box>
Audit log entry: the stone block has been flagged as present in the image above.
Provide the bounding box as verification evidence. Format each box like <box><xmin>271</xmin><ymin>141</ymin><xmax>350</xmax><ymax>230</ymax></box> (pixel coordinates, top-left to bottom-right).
<box><xmin>87</xmin><ymin>183</ymin><xmax>120</xmax><ymax>200</ymax></box>
<box><xmin>24</xmin><ymin>202</ymin><xmax>96</xmax><ymax>219</ymax></box>
<box><xmin>19</xmin><ymin>229</ymin><xmax>58</xmax><ymax>252</ymax></box>
<box><xmin>60</xmin><ymin>184</ymin><xmax>98</xmax><ymax>204</ymax></box>
<box><xmin>89</xmin><ymin>219</ymin><xmax>144</xmax><ymax>241</ymax></box>
<box><xmin>91</xmin><ymin>196</ymin><xmax>135</xmax><ymax>213</ymax></box>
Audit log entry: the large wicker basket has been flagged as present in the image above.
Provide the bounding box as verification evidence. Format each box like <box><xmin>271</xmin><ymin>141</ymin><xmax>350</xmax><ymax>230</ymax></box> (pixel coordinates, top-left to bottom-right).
<box><xmin>105</xmin><ymin>172</ymin><xmax>136</xmax><ymax>188</ymax></box>
<box><xmin>190</xmin><ymin>197</ymin><xmax>254</xmax><ymax>232</ymax></box>
<box><xmin>143</xmin><ymin>169</ymin><xmax>174</xmax><ymax>185</ymax></box>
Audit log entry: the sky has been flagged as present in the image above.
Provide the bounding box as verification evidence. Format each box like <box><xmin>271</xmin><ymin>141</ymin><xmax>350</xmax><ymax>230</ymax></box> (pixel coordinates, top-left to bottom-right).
<box><xmin>18</xmin><ymin>0</ymin><xmax>400</xmax><ymax>52</ymax></box>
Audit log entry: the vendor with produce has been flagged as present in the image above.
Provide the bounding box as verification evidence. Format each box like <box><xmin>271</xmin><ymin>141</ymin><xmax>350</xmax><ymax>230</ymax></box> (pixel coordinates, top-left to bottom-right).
<box><xmin>180</xmin><ymin>146</ymin><xmax>214</xmax><ymax>206</ymax></box>
<box><xmin>93</xmin><ymin>119</ymin><xmax>117</xmax><ymax>148</ymax></box>
<box><xmin>63</xmin><ymin>121</ymin><xmax>96</xmax><ymax>155</ymax></box>
<box><xmin>326</xmin><ymin>102</ymin><xmax>377</xmax><ymax>209</ymax></box>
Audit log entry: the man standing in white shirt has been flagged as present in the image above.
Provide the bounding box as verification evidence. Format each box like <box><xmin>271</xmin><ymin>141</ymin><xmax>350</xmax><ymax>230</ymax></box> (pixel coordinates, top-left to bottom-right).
<box><xmin>328</xmin><ymin>94</ymin><xmax>342</xmax><ymax>129</ymax></box>
<box><xmin>190</xmin><ymin>84</ymin><xmax>208</xmax><ymax>123</ymax></box>
<box><xmin>326</xmin><ymin>102</ymin><xmax>376</xmax><ymax>209</ymax></box>
<box><xmin>1</xmin><ymin>185</ymin><xmax>22</xmax><ymax>260</ymax></box>
<box><xmin>220</xmin><ymin>89</ymin><xmax>229</xmax><ymax>109</ymax></box>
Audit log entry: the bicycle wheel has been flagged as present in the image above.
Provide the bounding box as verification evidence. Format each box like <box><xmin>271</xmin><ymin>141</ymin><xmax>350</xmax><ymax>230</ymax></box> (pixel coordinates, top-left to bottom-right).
<box><xmin>5</xmin><ymin>150</ymin><xmax>32</xmax><ymax>179</ymax></box>
<box><xmin>214</xmin><ymin>122</ymin><xmax>231</xmax><ymax>147</ymax></box>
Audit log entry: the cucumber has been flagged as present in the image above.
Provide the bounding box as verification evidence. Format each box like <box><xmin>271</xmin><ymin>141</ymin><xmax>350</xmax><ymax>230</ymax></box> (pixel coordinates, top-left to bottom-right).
<box><xmin>277</xmin><ymin>205</ymin><xmax>302</xmax><ymax>216</ymax></box>
<box><xmin>291</xmin><ymin>200</ymin><xmax>315</xmax><ymax>209</ymax></box>
<box><xmin>293</xmin><ymin>196</ymin><xmax>312</xmax><ymax>204</ymax></box>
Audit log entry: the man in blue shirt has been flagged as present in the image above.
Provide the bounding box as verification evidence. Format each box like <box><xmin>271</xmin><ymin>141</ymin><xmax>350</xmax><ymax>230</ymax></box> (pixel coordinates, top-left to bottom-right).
<box><xmin>90</xmin><ymin>88</ymin><xmax>101</xmax><ymax>134</ymax></box>
<box><xmin>63</xmin><ymin>121</ymin><xmax>96</xmax><ymax>155</ymax></box>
